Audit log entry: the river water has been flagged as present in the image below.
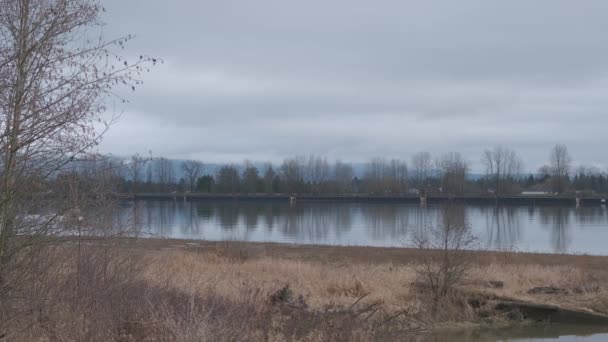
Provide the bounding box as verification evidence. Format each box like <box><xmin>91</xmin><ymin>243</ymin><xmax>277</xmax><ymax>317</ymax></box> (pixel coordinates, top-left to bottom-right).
<box><xmin>121</xmin><ymin>200</ymin><xmax>608</xmax><ymax>255</ymax></box>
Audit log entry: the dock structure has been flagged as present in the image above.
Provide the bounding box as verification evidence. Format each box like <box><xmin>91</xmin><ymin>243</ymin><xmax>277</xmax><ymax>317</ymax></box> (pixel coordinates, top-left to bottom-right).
<box><xmin>123</xmin><ymin>193</ymin><xmax>608</xmax><ymax>206</ymax></box>
<box><xmin>420</xmin><ymin>196</ymin><xmax>427</xmax><ymax>206</ymax></box>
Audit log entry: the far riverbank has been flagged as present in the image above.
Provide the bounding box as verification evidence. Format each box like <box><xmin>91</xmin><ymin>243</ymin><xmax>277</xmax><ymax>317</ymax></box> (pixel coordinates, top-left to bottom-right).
<box><xmin>122</xmin><ymin>192</ymin><xmax>608</xmax><ymax>206</ymax></box>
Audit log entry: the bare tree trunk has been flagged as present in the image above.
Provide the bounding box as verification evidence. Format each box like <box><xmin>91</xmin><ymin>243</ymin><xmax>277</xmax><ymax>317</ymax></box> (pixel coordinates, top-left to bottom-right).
<box><xmin>0</xmin><ymin>0</ymin><xmax>29</xmax><ymax>280</ymax></box>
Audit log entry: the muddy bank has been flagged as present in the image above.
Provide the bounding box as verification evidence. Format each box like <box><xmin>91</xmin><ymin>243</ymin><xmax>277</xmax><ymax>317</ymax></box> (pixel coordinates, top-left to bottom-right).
<box><xmin>493</xmin><ymin>301</ymin><xmax>608</xmax><ymax>324</ymax></box>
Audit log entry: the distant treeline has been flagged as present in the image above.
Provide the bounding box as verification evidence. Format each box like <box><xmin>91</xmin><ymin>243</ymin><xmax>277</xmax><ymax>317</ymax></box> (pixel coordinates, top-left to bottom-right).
<box><xmin>54</xmin><ymin>144</ymin><xmax>608</xmax><ymax>196</ymax></box>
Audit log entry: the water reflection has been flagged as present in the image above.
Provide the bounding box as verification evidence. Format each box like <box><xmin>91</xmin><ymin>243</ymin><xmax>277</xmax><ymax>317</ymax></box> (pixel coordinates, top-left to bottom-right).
<box><xmin>538</xmin><ymin>206</ymin><xmax>571</xmax><ymax>254</ymax></box>
<box><xmin>118</xmin><ymin>200</ymin><xmax>608</xmax><ymax>255</ymax></box>
<box><xmin>361</xmin><ymin>204</ymin><xmax>411</xmax><ymax>241</ymax></box>
<box><xmin>482</xmin><ymin>206</ymin><xmax>522</xmax><ymax>252</ymax></box>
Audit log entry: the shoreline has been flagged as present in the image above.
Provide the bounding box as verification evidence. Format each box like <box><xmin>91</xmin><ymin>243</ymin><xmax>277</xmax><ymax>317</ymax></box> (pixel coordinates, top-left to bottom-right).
<box><xmin>134</xmin><ymin>237</ymin><xmax>608</xmax><ymax>270</ymax></box>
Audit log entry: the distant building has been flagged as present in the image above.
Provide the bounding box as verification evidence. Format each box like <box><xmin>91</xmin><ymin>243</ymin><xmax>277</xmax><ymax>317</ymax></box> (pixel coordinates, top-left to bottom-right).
<box><xmin>521</xmin><ymin>191</ymin><xmax>554</xmax><ymax>196</ymax></box>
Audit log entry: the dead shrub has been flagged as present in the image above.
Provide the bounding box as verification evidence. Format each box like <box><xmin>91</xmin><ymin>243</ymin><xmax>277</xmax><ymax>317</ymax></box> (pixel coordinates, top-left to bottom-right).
<box><xmin>0</xmin><ymin>241</ymin><xmax>146</xmax><ymax>341</ymax></box>
<box><xmin>141</xmin><ymin>285</ymin><xmax>270</xmax><ymax>341</ymax></box>
<box><xmin>270</xmin><ymin>284</ymin><xmax>294</xmax><ymax>304</ymax></box>
<box><xmin>410</xmin><ymin>204</ymin><xmax>478</xmax><ymax>307</ymax></box>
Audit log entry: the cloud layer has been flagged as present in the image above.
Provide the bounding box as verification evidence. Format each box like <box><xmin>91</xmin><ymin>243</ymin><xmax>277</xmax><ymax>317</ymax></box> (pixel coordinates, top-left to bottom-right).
<box><xmin>98</xmin><ymin>0</ymin><xmax>608</xmax><ymax>171</ymax></box>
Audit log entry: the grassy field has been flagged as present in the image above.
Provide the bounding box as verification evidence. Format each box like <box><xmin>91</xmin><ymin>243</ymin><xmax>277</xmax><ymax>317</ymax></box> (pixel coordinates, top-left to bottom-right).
<box><xmin>9</xmin><ymin>239</ymin><xmax>608</xmax><ymax>341</ymax></box>
<box><xmin>136</xmin><ymin>239</ymin><xmax>608</xmax><ymax>340</ymax></box>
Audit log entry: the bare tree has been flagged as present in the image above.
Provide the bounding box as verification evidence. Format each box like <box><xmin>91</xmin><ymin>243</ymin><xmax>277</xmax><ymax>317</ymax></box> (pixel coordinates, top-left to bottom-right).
<box><xmin>363</xmin><ymin>158</ymin><xmax>409</xmax><ymax>194</ymax></box>
<box><xmin>0</xmin><ymin>0</ymin><xmax>155</xmax><ymax>335</ymax></box>
<box><xmin>437</xmin><ymin>152</ymin><xmax>468</xmax><ymax>195</ymax></box>
<box><xmin>411</xmin><ymin>204</ymin><xmax>477</xmax><ymax>302</ymax></box>
<box><xmin>262</xmin><ymin>163</ymin><xmax>276</xmax><ymax>194</ymax></box>
<box><xmin>364</xmin><ymin>157</ymin><xmax>387</xmax><ymax>194</ymax></box>
<box><xmin>241</xmin><ymin>160</ymin><xmax>260</xmax><ymax>193</ymax></box>
<box><xmin>155</xmin><ymin>158</ymin><xmax>175</xmax><ymax>191</ymax></box>
<box><xmin>129</xmin><ymin>153</ymin><xmax>147</xmax><ymax>193</ymax></box>
<box><xmin>549</xmin><ymin>144</ymin><xmax>572</xmax><ymax>194</ymax></box>
<box><xmin>482</xmin><ymin>146</ymin><xmax>523</xmax><ymax>195</ymax></box>
<box><xmin>216</xmin><ymin>165</ymin><xmax>240</xmax><ymax>193</ymax></box>
<box><xmin>411</xmin><ymin>152</ymin><xmax>432</xmax><ymax>188</ymax></box>
<box><xmin>181</xmin><ymin>159</ymin><xmax>203</xmax><ymax>192</ymax></box>
<box><xmin>280</xmin><ymin>156</ymin><xmax>306</xmax><ymax>193</ymax></box>
<box><xmin>306</xmin><ymin>155</ymin><xmax>330</xmax><ymax>194</ymax></box>
<box><xmin>333</xmin><ymin>160</ymin><xmax>353</xmax><ymax>193</ymax></box>
<box><xmin>388</xmin><ymin>158</ymin><xmax>408</xmax><ymax>193</ymax></box>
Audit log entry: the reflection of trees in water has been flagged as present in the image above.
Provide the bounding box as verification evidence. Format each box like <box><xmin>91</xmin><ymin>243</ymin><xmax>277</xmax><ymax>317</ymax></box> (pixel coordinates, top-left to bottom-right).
<box><xmin>483</xmin><ymin>206</ymin><xmax>522</xmax><ymax>251</ymax></box>
<box><xmin>279</xmin><ymin>204</ymin><xmax>332</xmax><ymax>242</ymax></box>
<box><xmin>538</xmin><ymin>206</ymin><xmax>571</xmax><ymax>253</ymax></box>
<box><xmin>137</xmin><ymin>201</ymin><xmax>200</xmax><ymax>237</ymax></box>
<box><xmin>196</xmin><ymin>204</ymin><xmax>214</xmax><ymax>220</ymax></box>
<box><xmin>334</xmin><ymin>204</ymin><xmax>353</xmax><ymax>235</ymax></box>
<box><xmin>572</xmin><ymin>206</ymin><xmax>608</xmax><ymax>225</ymax></box>
<box><xmin>147</xmin><ymin>201</ymin><xmax>352</xmax><ymax>243</ymax></box>
<box><xmin>241</xmin><ymin>204</ymin><xmax>261</xmax><ymax>231</ymax></box>
<box><xmin>411</xmin><ymin>205</ymin><xmax>432</xmax><ymax>238</ymax></box>
<box><xmin>436</xmin><ymin>205</ymin><xmax>467</xmax><ymax>241</ymax></box>
<box><xmin>117</xmin><ymin>202</ymin><xmax>608</xmax><ymax>252</ymax></box>
<box><xmin>408</xmin><ymin>205</ymin><xmax>471</xmax><ymax>247</ymax></box>
<box><xmin>408</xmin><ymin>205</ymin><xmax>468</xmax><ymax>248</ymax></box>
<box><xmin>257</xmin><ymin>203</ymin><xmax>352</xmax><ymax>243</ymax></box>
<box><xmin>156</xmin><ymin>202</ymin><xmax>169</xmax><ymax>235</ymax></box>
<box><xmin>145</xmin><ymin>202</ymin><xmax>154</xmax><ymax>235</ymax></box>
<box><xmin>442</xmin><ymin>204</ymin><xmax>466</xmax><ymax>229</ymax></box>
<box><xmin>361</xmin><ymin>204</ymin><xmax>410</xmax><ymax>241</ymax></box>
<box><xmin>407</xmin><ymin>205</ymin><xmax>461</xmax><ymax>248</ymax></box>
<box><xmin>178</xmin><ymin>202</ymin><xmax>202</xmax><ymax>236</ymax></box>
<box><xmin>527</xmin><ymin>205</ymin><xmax>535</xmax><ymax>218</ymax></box>
<box><xmin>216</xmin><ymin>203</ymin><xmax>240</xmax><ymax>229</ymax></box>
<box><xmin>166</xmin><ymin>202</ymin><xmax>179</xmax><ymax>236</ymax></box>
<box><xmin>143</xmin><ymin>201</ymin><xmax>177</xmax><ymax>237</ymax></box>
<box><xmin>132</xmin><ymin>202</ymin><xmax>443</xmax><ymax>245</ymax></box>
<box><xmin>262</xmin><ymin>204</ymin><xmax>278</xmax><ymax>232</ymax></box>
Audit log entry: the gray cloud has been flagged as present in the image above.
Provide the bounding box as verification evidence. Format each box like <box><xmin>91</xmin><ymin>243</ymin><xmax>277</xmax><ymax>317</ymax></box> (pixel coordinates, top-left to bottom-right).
<box><xmin>98</xmin><ymin>0</ymin><xmax>608</xmax><ymax>171</ymax></box>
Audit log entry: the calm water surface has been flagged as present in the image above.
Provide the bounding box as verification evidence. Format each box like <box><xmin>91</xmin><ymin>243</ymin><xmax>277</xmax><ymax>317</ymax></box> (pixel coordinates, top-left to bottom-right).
<box><xmin>121</xmin><ymin>200</ymin><xmax>608</xmax><ymax>255</ymax></box>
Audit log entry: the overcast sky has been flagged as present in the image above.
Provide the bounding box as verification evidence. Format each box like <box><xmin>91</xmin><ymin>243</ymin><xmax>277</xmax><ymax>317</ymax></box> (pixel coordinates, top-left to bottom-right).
<box><xmin>97</xmin><ymin>0</ymin><xmax>608</xmax><ymax>172</ymax></box>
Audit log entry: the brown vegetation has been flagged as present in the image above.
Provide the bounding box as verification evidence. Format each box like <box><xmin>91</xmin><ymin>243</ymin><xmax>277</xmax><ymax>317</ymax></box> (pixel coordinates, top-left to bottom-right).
<box><xmin>1</xmin><ymin>239</ymin><xmax>608</xmax><ymax>340</ymax></box>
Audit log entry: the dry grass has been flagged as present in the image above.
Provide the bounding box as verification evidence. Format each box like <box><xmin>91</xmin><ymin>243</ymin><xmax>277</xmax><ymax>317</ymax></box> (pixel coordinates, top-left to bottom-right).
<box><xmin>4</xmin><ymin>239</ymin><xmax>608</xmax><ymax>341</ymax></box>
<box><xmin>142</xmin><ymin>250</ymin><xmax>417</xmax><ymax>312</ymax></box>
<box><xmin>139</xmin><ymin>242</ymin><xmax>608</xmax><ymax>334</ymax></box>
<box><xmin>143</xmin><ymin>243</ymin><xmax>608</xmax><ymax>312</ymax></box>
